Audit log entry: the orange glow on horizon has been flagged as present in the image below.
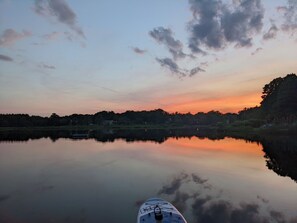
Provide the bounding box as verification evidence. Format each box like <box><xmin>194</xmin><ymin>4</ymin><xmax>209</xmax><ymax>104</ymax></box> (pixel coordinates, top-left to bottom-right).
<box><xmin>160</xmin><ymin>92</ymin><xmax>262</xmax><ymax>114</ymax></box>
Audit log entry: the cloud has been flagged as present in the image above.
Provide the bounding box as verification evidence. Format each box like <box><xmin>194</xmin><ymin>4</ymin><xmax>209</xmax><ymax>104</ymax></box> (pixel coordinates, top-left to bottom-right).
<box><xmin>156</xmin><ymin>172</ymin><xmax>297</xmax><ymax>223</ymax></box>
<box><xmin>0</xmin><ymin>54</ymin><xmax>14</xmax><ymax>62</ymax></box>
<box><xmin>39</xmin><ymin>63</ymin><xmax>56</xmax><ymax>69</ymax></box>
<box><xmin>131</xmin><ymin>47</ymin><xmax>147</xmax><ymax>55</ymax></box>
<box><xmin>188</xmin><ymin>0</ymin><xmax>224</xmax><ymax>53</ymax></box>
<box><xmin>189</xmin><ymin>66</ymin><xmax>205</xmax><ymax>76</ymax></box>
<box><xmin>34</xmin><ymin>0</ymin><xmax>85</xmax><ymax>38</ymax></box>
<box><xmin>43</xmin><ymin>31</ymin><xmax>60</xmax><ymax>40</ymax></box>
<box><xmin>156</xmin><ymin>57</ymin><xmax>204</xmax><ymax>77</ymax></box>
<box><xmin>251</xmin><ymin>47</ymin><xmax>263</xmax><ymax>56</ymax></box>
<box><xmin>270</xmin><ymin>210</ymin><xmax>286</xmax><ymax>223</ymax></box>
<box><xmin>158</xmin><ymin>172</ymin><xmax>189</xmax><ymax>195</ymax></box>
<box><xmin>156</xmin><ymin>57</ymin><xmax>184</xmax><ymax>76</ymax></box>
<box><xmin>263</xmin><ymin>24</ymin><xmax>278</xmax><ymax>40</ymax></box>
<box><xmin>172</xmin><ymin>191</ymin><xmax>191</xmax><ymax>213</ymax></box>
<box><xmin>188</xmin><ymin>0</ymin><xmax>264</xmax><ymax>53</ymax></box>
<box><xmin>279</xmin><ymin>0</ymin><xmax>297</xmax><ymax>33</ymax></box>
<box><xmin>149</xmin><ymin>27</ymin><xmax>187</xmax><ymax>60</ymax></box>
<box><xmin>192</xmin><ymin>173</ymin><xmax>208</xmax><ymax>184</ymax></box>
<box><xmin>256</xmin><ymin>195</ymin><xmax>269</xmax><ymax>204</ymax></box>
<box><xmin>192</xmin><ymin>198</ymin><xmax>279</xmax><ymax>223</ymax></box>
<box><xmin>0</xmin><ymin>29</ymin><xmax>32</xmax><ymax>47</ymax></box>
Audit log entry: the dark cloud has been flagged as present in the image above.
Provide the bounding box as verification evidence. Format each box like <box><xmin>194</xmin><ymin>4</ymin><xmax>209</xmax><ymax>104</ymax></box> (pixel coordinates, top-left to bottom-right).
<box><xmin>191</xmin><ymin>173</ymin><xmax>213</xmax><ymax>189</ymax></box>
<box><xmin>222</xmin><ymin>0</ymin><xmax>264</xmax><ymax>48</ymax></box>
<box><xmin>34</xmin><ymin>0</ymin><xmax>85</xmax><ymax>38</ymax></box>
<box><xmin>0</xmin><ymin>54</ymin><xmax>14</xmax><ymax>62</ymax></box>
<box><xmin>156</xmin><ymin>57</ymin><xmax>186</xmax><ymax>77</ymax></box>
<box><xmin>158</xmin><ymin>172</ymin><xmax>189</xmax><ymax>195</ymax></box>
<box><xmin>188</xmin><ymin>0</ymin><xmax>264</xmax><ymax>53</ymax></box>
<box><xmin>188</xmin><ymin>0</ymin><xmax>224</xmax><ymax>53</ymax></box>
<box><xmin>156</xmin><ymin>172</ymin><xmax>297</xmax><ymax>223</ymax></box>
<box><xmin>189</xmin><ymin>66</ymin><xmax>205</xmax><ymax>76</ymax></box>
<box><xmin>156</xmin><ymin>57</ymin><xmax>204</xmax><ymax>77</ymax></box>
<box><xmin>230</xmin><ymin>203</ymin><xmax>269</xmax><ymax>223</ymax></box>
<box><xmin>279</xmin><ymin>0</ymin><xmax>297</xmax><ymax>33</ymax></box>
<box><xmin>270</xmin><ymin>210</ymin><xmax>286</xmax><ymax>223</ymax></box>
<box><xmin>263</xmin><ymin>24</ymin><xmax>278</xmax><ymax>40</ymax></box>
<box><xmin>131</xmin><ymin>47</ymin><xmax>147</xmax><ymax>55</ymax></box>
<box><xmin>0</xmin><ymin>29</ymin><xmax>32</xmax><ymax>47</ymax></box>
<box><xmin>256</xmin><ymin>195</ymin><xmax>269</xmax><ymax>204</ymax></box>
<box><xmin>251</xmin><ymin>47</ymin><xmax>263</xmax><ymax>56</ymax></box>
<box><xmin>190</xmin><ymin>192</ymin><xmax>296</xmax><ymax>223</ymax></box>
<box><xmin>149</xmin><ymin>27</ymin><xmax>187</xmax><ymax>60</ymax></box>
<box><xmin>192</xmin><ymin>173</ymin><xmax>208</xmax><ymax>184</ymax></box>
<box><xmin>192</xmin><ymin>198</ymin><xmax>273</xmax><ymax>223</ymax></box>
<box><xmin>171</xmin><ymin>191</ymin><xmax>191</xmax><ymax>213</ymax></box>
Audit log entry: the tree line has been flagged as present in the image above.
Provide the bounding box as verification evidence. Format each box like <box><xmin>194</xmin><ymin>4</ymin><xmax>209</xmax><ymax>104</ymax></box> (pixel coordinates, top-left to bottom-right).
<box><xmin>0</xmin><ymin>109</ymin><xmax>237</xmax><ymax>127</ymax></box>
<box><xmin>0</xmin><ymin>73</ymin><xmax>296</xmax><ymax>128</ymax></box>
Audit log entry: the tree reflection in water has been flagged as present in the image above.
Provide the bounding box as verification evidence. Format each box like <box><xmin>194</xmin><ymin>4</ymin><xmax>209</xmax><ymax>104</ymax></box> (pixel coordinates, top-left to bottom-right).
<box><xmin>262</xmin><ymin>137</ymin><xmax>297</xmax><ymax>183</ymax></box>
<box><xmin>0</xmin><ymin>129</ymin><xmax>296</xmax><ymax>183</ymax></box>
<box><xmin>1</xmin><ymin>129</ymin><xmax>297</xmax><ymax>223</ymax></box>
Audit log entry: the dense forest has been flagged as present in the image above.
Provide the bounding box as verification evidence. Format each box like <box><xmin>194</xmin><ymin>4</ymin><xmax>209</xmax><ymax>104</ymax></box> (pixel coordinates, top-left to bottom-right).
<box><xmin>0</xmin><ymin>73</ymin><xmax>296</xmax><ymax>130</ymax></box>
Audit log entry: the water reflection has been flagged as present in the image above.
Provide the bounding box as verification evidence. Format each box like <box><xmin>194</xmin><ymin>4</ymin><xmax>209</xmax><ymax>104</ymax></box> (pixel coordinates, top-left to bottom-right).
<box><xmin>0</xmin><ymin>130</ymin><xmax>296</xmax><ymax>222</ymax></box>
<box><xmin>0</xmin><ymin>128</ymin><xmax>224</xmax><ymax>143</ymax></box>
<box><xmin>1</xmin><ymin>129</ymin><xmax>296</xmax><ymax>184</ymax></box>
<box><xmin>262</xmin><ymin>137</ymin><xmax>297</xmax><ymax>183</ymax></box>
<box><xmin>155</xmin><ymin>172</ymin><xmax>297</xmax><ymax>223</ymax></box>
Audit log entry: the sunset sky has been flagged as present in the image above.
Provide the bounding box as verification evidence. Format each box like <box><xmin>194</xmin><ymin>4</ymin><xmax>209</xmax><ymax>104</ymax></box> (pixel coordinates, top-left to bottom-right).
<box><xmin>0</xmin><ymin>0</ymin><xmax>296</xmax><ymax>115</ymax></box>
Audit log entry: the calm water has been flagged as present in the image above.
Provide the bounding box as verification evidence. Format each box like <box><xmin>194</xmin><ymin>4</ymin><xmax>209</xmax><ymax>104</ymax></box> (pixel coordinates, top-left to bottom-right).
<box><xmin>0</xmin><ymin>133</ymin><xmax>297</xmax><ymax>223</ymax></box>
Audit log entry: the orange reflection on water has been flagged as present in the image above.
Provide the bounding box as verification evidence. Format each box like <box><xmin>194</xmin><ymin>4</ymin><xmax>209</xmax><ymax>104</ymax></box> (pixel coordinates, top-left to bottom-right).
<box><xmin>163</xmin><ymin>137</ymin><xmax>264</xmax><ymax>157</ymax></box>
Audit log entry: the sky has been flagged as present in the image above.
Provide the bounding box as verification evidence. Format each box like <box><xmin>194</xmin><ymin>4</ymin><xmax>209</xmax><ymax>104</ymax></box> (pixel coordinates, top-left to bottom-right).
<box><xmin>0</xmin><ymin>0</ymin><xmax>296</xmax><ymax>116</ymax></box>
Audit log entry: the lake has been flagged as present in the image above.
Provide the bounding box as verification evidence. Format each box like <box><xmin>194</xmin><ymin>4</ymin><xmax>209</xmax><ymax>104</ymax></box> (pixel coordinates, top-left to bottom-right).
<box><xmin>0</xmin><ymin>130</ymin><xmax>296</xmax><ymax>223</ymax></box>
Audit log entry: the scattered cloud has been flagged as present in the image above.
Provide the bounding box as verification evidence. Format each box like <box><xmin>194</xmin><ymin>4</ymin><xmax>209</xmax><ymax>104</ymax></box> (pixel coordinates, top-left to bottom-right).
<box><xmin>156</xmin><ymin>57</ymin><xmax>204</xmax><ymax>77</ymax></box>
<box><xmin>251</xmin><ymin>47</ymin><xmax>263</xmax><ymax>56</ymax></box>
<box><xmin>189</xmin><ymin>66</ymin><xmax>205</xmax><ymax>76</ymax></box>
<box><xmin>43</xmin><ymin>31</ymin><xmax>60</xmax><ymax>40</ymax></box>
<box><xmin>156</xmin><ymin>57</ymin><xmax>184</xmax><ymax>77</ymax></box>
<box><xmin>270</xmin><ymin>210</ymin><xmax>286</xmax><ymax>223</ymax></box>
<box><xmin>0</xmin><ymin>54</ymin><xmax>14</xmax><ymax>62</ymax></box>
<box><xmin>149</xmin><ymin>27</ymin><xmax>187</xmax><ymax>60</ymax></box>
<box><xmin>157</xmin><ymin>172</ymin><xmax>297</xmax><ymax>223</ymax></box>
<box><xmin>171</xmin><ymin>191</ymin><xmax>191</xmax><ymax>213</ymax></box>
<box><xmin>279</xmin><ymin>0</ymin><xmax>297</xmax><ymax>33</ymax></box>
<box><xmin>63</xmin><ymin>31</ymin><xmax>74</xmax><ymax>41</ymax></box>
<box><xmin>100</xmin><ymin>86</ymin><xmax>119</xmax><ymax>94</ymax></box>
<box><xmin>188</xmin><ymin>0</ymin><xmax>264</xmax><ymax>53</ymax></box>
<box><xmin>263</xmin><ymin>24</ymin><xmax>278</xmax><ymax>40</ymax></box>
<box><xmin>0</xmin><ymin>29</ymin><xmax>32</xmax><ymax>47</ymax></box>
<box><xmin>191</xmin><ymin>199</ymin><xmax>275</xmax><ymax>223</ymax></box>
<box><xmin>131</xmin><ymin>47</ymin><xmax>147</xmax><ymax>55</ymax></box>
<box><xmin>39</xmin><ymin>63</ymin><xmax>56</xmax><ymax>69</ymax></box>
<box><xmin>158</xmin><ymin>172</ymin><xmax>189</xmax><ymax>195</ymax></box>
<box><xmin>34</xmin><ymin>0</ymin><xmax>85</xmax><ymax>38</ymax></box>
<box><xmin>192</xmin><ymin>173</ymin><xmax>208</xmax><ymax>184</ymax></box>
<box><xmin>256</xmin><ymin>195</ymin><xmax>269</xmax><ymax>204</ymax></box>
